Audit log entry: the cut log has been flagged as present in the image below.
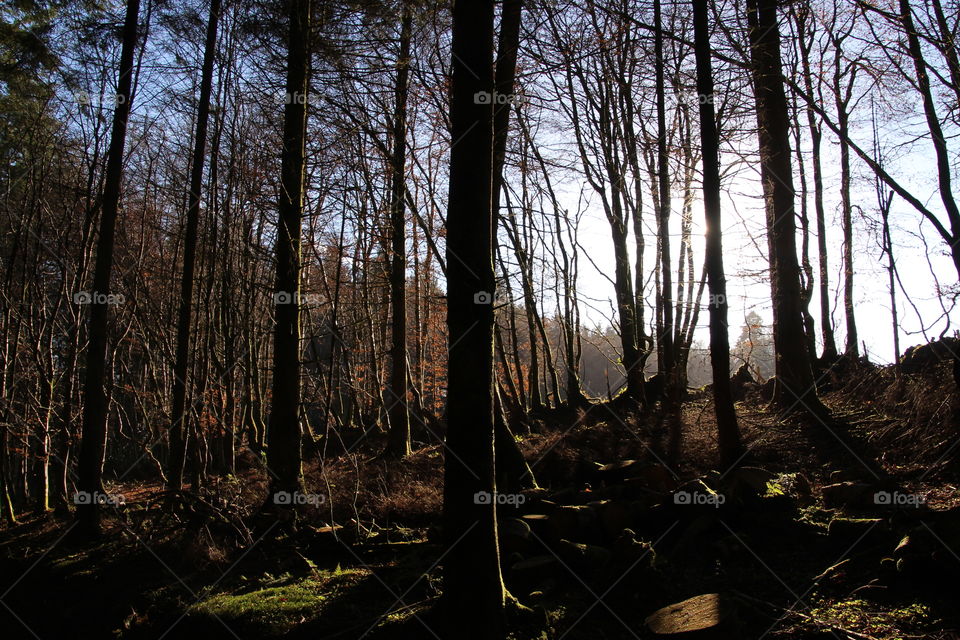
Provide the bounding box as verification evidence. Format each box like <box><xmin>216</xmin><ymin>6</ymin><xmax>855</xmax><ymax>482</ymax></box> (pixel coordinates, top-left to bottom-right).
<box><xmin>645</xmin><ymin>593</ymin><xmax>730</xmax><ymax>637</ymax></box>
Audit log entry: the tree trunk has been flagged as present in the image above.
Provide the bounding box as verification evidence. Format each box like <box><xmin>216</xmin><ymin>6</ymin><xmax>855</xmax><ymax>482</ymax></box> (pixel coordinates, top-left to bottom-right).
<box><xmin>693</xmin><ymin>0</ymin><xmax>743</xmax><ymax>468</ymax></box>
<box><xmin>746</xmin><ymin>0</ymin><xmax>826</xmax><ymax>414</ymax></box>
<box><xmin>168</xmin><ymin>0</ymin><xmax>221</xmax><ymax>490</ymax></box>
<box><xmin>385</xmin><ymin>1</ymin><xmax>412</xmax><ymax>458</ymax></box>
<box><xmin>441</xmin><ymin>0</ymin><xmax>509</xmax><ymax>635</ymax></box>
<box><xmin>790</xmin><ymin>92</ymin><xmax>818</xmax><ymax>366</ymax></box>
<box><xmin>654</xmin><ymin>0</ymin><xmax>675</xmax><ymax>391</ymax></box>
<box><xmin>834</xmin><ymin>62</ymin><xmax>858</xmax><ymax>357</ymax></box>
<box><xmin>266</xmin><ymin>0</ymin><xmax>310</xmax><ymax>506</ymax></box>
<box><xmin>794</xmin><ymin>2</ymin><xmax>838</xmax><ymax>361</ymax></box>
<box><xmin>75</xmin><ymin>0</ymin><xmax>141</xmax><ymax>538</ymax></box>
<box><xmin>489</xmin><ymin>0</ymin><xmax>534</xmax><ymax>491</ymax></box>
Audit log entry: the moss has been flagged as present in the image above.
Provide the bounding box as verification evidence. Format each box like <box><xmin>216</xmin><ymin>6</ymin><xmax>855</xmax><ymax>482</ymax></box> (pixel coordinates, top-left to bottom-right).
<box><xmin>797</xmin><ymin>505</ymin><xmax>833</xmax><ymax>530</ymax></box>
<box><xmin>808</xmin><ymin>598</ymin><xmax>934</xmax><ymax>638</ymax></box>
<box><xmin>187</xmin><ymin>568</ymin><xmax>362</xmax><ymax>636</ymax></box>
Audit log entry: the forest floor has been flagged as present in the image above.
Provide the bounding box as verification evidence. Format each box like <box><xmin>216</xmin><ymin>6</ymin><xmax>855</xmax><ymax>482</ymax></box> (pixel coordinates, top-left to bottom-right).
<box><xmin>2</xmin><ymin>358</ymin><xmax>960</xmax><ymax>639</ymax></box>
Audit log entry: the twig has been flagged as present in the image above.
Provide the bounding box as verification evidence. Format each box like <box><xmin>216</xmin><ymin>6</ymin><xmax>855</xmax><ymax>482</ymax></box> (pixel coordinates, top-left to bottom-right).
<box><xmin>731</xmin><ymin>589</ymin><xmax>882</xmax><ymax>640</ymax></box>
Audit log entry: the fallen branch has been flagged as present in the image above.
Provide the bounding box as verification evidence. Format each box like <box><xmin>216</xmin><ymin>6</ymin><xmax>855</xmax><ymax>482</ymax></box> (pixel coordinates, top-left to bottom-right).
<box><xmin>731</xmin><ymin>590</ymin><xmax>882</xmax><ymax>640</ymax></box>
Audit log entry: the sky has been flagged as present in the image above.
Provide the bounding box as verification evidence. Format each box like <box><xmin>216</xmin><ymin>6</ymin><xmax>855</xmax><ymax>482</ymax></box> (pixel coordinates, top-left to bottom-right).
<box><xmin>563</xmin><ymin>119</ymin><xmax>959</xmax><ymax>366</ymax></box>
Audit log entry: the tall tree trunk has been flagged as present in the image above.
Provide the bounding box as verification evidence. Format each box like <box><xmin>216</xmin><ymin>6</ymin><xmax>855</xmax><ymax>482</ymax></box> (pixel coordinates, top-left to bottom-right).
<box><xmin>693</xmin><ymin>0</ymin><xmax>743</xmax><ymax>468</ymax></box>
<box><xmin>441</xmin><ymin>0</ymin><xmax>509</xmax><ymax>635</ymax></box>
<box><xmin>0</xmin><ymin>315</ymin><xmax>16</xmax><ymax>524</ymax></box>
<box><xmin>654</xmin><ymin>0</ymin><xmax>675</xmax><ymax>389</ymax></box>
<box><xmin>654</xmin><ymin>0</ymin><xmax>682</xmax><ymax>462</ymax></box>
<box><xmin>834</xmin><ymin>61</ymin><xmax>858</xmax><ymax>357</ymax></box>
<box><xmin>266</xmin><ymin>0</ymin><xmax>310</xmax><ymax>506</ymax></box>
<box><xmin>168</xmin><ymin>0</ymin><xmax>221</xmax><ymax>490</ymax></box>
<box><xmin>881</xmin><ymin>191</ymin><xmax>899</xmax><ymax>363</ymax></box>
<box><xmin>0</xmin><ymin>427</ymin><xmax>13</xmax><ymax>524</ymax></box>
<box><xmin>872</xmin><ymin>103</ymin><xmax>900</xmax><ymax>367</ymax></box>
<box><xmin>794</xmin><ymin>2</ymin><xmax>838</xmax><ymax>361</ymax></box>
<box><xmin>75</xmin><ymin>0</ymin><xmax>141</xmax><ymax>538</ymax></box>
<box><xmin>793</xmin><ymin>2</ymin><xmax>839</xmax><ymax>362</ymax></box>
<box><xmin>489</xmin><ymin>0</ymin><xmax>534</xmax><ymax>486</ymax></box>
<box><xmin>790</xmin><ymin>90</ymin><xmax>818</xmax><ymax>366</ymax></box>
<box><xmin>746</xmin><ymin>0</ymin><xmax>826</xmax><ymax>414</ymax></box>
<box><xmin>385</xmin><ymin>1</ymin><xmax>412</xmax><ymax>458</ymax></box>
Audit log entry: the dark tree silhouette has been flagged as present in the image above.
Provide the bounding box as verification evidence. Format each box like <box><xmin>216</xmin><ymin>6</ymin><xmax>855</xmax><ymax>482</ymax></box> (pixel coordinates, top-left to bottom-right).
<box><xmin>266</xmin><ymin>0</ymin><xmax>311</xmax><ymax>505</ymax></box>
<box><xmin>385</xmin><ymin>1</ymin><xmax>413</xmax><ymax>458</ymax></box>
<box><xmin>746</xmin><ymin>0</ymin><xmax>827</xmax><ymax>413</ymax></box>
<box><xmin>692</xmin><ymin>0</ymin><xmax>743</xmax><ymax>467</ymax></box>
<box><xmin>441</xmin><ymin>0</ymin><xmax>509</xmax><ymax>635</ymax></box>
<box><xmin>168</xmin><ymin>0</ymin><xmax>222</xmax><ymax>491</ymax></box>
<box><xmin>75</xmin><ymin>0</ymin><xmax>141</xmax><ymax>538</ymax></box>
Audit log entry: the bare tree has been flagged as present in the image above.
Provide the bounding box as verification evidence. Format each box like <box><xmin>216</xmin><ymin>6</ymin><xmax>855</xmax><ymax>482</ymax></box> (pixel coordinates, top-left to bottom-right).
<box><xmin>265</xmin><ymin>0</ymin><xmax>311</xmax><ymax>508</ymax></box>
<box><xmin>167</xmin><ymin>0</ymin><xmax>222</xmax><ymax>490</ymax></box>
<box><xmin>441</xmin><ymin>0</ymin><xmax>511</xmax><ymax>634</ymax></box>
<box><xmin>693</xmin><ymin>0</ymin><xmax>742</xmax><ymax>467</ymax></box>
<box><xmin>75</xmin><ymin>0</ymin><xmax>141</xmax><ymax>538</ymax></box>
<box><xmin>385</xmin><ymin>1</ymin><xmax>413</xmax><ymax>458</ymax></box>
<box><xmin>746</xmin><ymin>0</ymin><xmax>826</xmax><ymax>413</ymax></box>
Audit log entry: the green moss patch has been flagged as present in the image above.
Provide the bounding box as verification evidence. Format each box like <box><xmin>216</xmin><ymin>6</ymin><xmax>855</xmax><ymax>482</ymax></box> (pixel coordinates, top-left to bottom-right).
<box><xmin>807</xmin><ymin>598</ymin><xmax>934</xmax><ymax>638</ymax></box>
<box><xmin>187</xmin><ymin>568</ymin><xmax>363</xmax><ymax>637</ymax></box>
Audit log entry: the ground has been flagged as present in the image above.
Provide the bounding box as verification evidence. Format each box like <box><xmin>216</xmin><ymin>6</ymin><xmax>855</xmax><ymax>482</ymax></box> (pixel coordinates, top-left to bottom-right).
<box><xmin>1</xmin><ymin>359</ymin><xmax>959</xmax><ymax>639</ymax></box>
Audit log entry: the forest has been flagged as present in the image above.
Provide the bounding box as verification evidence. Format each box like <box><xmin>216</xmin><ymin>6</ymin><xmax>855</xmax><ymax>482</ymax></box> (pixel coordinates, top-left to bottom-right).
<box><xmin>2</xmin><ymin>0</ymin><xmax>960</xmax><ymax>637</ymax></box>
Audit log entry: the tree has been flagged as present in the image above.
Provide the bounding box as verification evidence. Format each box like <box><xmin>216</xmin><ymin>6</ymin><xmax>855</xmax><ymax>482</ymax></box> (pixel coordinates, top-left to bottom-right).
<box><xmin>792</xmin><ymin>0</ymin><xmax>839</xmax><ymax>362</ymax></box>
<box><xmin>542</xmin><ymin>1</ymin><xmax>646</xmax><ymax>401</ymax></box>
<box><xmin>441</xmin><ymin>0</ymin><xmax>509</xmax><ymax>635</ymax></box>
<box><xmin>824</xmin><ymin>3</ymin><xmax>861</xmax><ymax>357</ymax></box>
<box><xmin>897</xmin><ymin>0</ymin><xmax>960</xmax><ymax>282</ymax></box>
<box><xmin>490</xmin><ymin>0</ymin><xmax>537</xmax><ymax>487</ymax></box>
<box><xmin>692</xmin><ymin>0</ymin><xmax>742</xmax><ymax>467</ymax></box>
<box><xmin>385</xmin><ymin>0</ymin><xmax>413</xmax><ymax>458</ymax></box>
<box><xmin>74</xmin><ymin>0</ymin><xmax>141</xmax><ymax>538</ymax></box>
<box><xmin>654</xmin><ymin>0</ymin><xmax>676</xmax><ymax>394</ymax></box>
<box><xmin>168</xmin><ymin>0</ymin><xmax>222</xmax><ymax>490</ymax></box>
<box><xmin>746</xmin><ymin>0</ymin><xmax>827</xmax><ymax>414</ymax></box>
<box><xmin>266</xmin><ymin>0</ymin><xmax>311</xmax><ymax>507</ymax></box>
